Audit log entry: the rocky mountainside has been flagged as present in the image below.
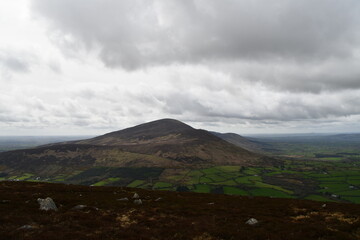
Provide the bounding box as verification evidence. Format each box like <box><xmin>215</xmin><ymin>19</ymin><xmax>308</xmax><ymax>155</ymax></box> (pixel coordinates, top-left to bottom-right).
<box><xmin>1</xmin><ymin>181</ymin><xmax>359</xmax><ymax>240</ymax></box>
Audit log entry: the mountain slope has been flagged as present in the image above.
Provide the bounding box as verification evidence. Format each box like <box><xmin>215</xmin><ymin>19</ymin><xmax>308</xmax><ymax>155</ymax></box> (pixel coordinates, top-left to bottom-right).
<box><xmin>0</xmin><ymin>119</ymin><xmax>275</xmax><ymax>175</ymax></box>
<box><xmin>2</xmin><ymin>181</ymin><xmax>360</xmax><ymax>240</ymax></box>
<box><xmin>211</xmin><ymin>132</ymin><xmax>266</xmax><ymax>153</ymax></box>
<box><xmin>74</xmin><ymin>119</ymin><xmax>265</xmax><ymax>165</ymax></box>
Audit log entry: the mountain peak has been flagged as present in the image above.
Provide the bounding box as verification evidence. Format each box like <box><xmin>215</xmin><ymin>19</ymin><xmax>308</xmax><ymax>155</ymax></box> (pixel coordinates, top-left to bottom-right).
<box><xmin>103</xmin><ymin>118</ymin><xmax>194</xmax><ymax>140</ymax></box>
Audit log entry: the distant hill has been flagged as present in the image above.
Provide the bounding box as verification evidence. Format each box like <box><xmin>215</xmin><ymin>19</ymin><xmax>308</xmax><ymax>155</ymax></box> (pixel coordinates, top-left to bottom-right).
<box><xmin>211</xmin><ymin>132</ymin><xmax>266</xmax><ymax>153</ymax></box>
<box><xmin>0</xmin><ymin>119</ymin><xmax>275</xmax><ymax>175</ymax></box>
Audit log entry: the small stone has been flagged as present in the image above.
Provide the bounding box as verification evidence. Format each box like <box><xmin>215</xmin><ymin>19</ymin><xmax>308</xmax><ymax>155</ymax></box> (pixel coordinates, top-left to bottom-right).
<box><xmin>322</xmin><ymin>204</ymin><xmax>327</xmax><ymax>208</ymax></box>
<box><xmin>245</xmin><ymin>218</ymin><xmax>259</xmax><ymax>226</ymax></box>
<box><xmin>0</xmin><ymin>200</ymin><xmax>10</xmax><ymax>204</ymax></box>
<box><xmin>155</xmin><ymin>197</ymin><xmax>162</xmax><ymax>202</ymax></box>
<box><xmin>117</xmin><ymin>197</ymin><xmax>129</xmax><ymax>201</ymax></box>
<box><xmin>207</xmin><ymin>202</ymin><xmax>214</xmax><ymax>205</ymax></box>
<box><xmin>37</xmin><ymin>197</ymin><xmax>58</xmax><ymax>211</ymax></box>
<box><xmin>134</xmin><ymin>199</ymin><xmax>142</xmax><ymax>205</ymax></box>
<box><xmin>72</xmin><ymin>205</ymin><xmax>87</xmax><ymax>210</ymax></box>
<box><xmin>132</xmin><ymin>193</ymin><xmax>139</xmax><ymax>199</ymax></box>
<box><xmin>18</xmin><ymin>225</ymin><xmax>35</xmax><ymax>230</ymax></box>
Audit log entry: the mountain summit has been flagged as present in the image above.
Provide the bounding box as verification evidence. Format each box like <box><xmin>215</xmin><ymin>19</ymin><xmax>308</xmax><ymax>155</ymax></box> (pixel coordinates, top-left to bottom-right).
<box><xmin>76</xmin><ymin>118</ymin><xmax>201</xmax><ymax>146</ymax></box>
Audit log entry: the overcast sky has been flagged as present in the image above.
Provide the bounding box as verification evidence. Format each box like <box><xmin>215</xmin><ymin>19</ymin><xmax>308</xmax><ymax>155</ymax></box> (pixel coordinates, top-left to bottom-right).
<box><xmin>1</xmin><ymin>0</ymin><xmax>360</xmax><ymax>136</ymax></box>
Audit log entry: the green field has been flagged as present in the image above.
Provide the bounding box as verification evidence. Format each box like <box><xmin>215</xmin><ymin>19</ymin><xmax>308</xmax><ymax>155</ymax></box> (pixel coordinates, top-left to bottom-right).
<box><xmin>127</xmin><ymin>180</ymin><xmax>146</xmax><ymax>188</ymax></box>
<box><xmin>193</xmin><ymin>184</ymin><xmax>211</xmax><ymax>193</ymax></box>
<box><xmin>93</xmin><ymin>177</ymin><xmax>122</xmax><ymax>186</ymax></box>
<box><xmin>1</xmin><ymin>135</ymin><xmax>360</xmax><ymax>204</ymax></box>
<box><xmin>223</xmin><ymin>186</ymin><xmax>248</xmax><ymax>195</ymax></box>
<box><xmin>2</xmin><ymin>159</ymin><xmax>358</xmax><ymax>203</ymax></box>
<box><xmin>1</xmin><ymin>161</ymin><xmax>359</xmax><ymax>204</ymax></box>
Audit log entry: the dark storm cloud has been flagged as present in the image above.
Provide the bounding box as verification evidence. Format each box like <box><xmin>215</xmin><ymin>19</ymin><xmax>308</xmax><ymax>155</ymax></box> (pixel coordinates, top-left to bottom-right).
<box><xmin>31</xmin><ymin>0</ymin><xmax>360</xmax><ymax>92</ymax></box>
<box><xmin>31</xmin><ymin>0</ymin><xmax>360</xmax><ymax>65</ymax></box>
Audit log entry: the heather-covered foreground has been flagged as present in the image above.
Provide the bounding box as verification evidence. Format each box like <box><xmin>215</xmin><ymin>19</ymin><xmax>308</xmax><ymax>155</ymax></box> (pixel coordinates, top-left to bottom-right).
<box><xmin>1</xmin><ymin>181</ymin><xmax>359</xmax><ymax>240</ymax></box>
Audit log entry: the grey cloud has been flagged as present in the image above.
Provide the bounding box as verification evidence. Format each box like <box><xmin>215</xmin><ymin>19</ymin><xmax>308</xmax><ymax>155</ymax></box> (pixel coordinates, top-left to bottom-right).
<box><xmin>32</xmin><ymin>0</ymin><xmax>360</xmax><ymax>68</ymax></box>
<box><xmin>48</xmin><ymin>60</ymin><xmax>62</xmax><ymax>74</ymax></box>
<box><xmin>31</xmin><ymin>0</ymin><xmax>360</xmax><ymax>94</ymax></box>
<box><xmin>2</xmin><ymin>70</ymin><xmax>360</xmax><ymax>134</ymax></box>
<box><xmin>216</xmin><ymin>57</ymin><xmax>360</xmax><ymax>93</ymax></box>
<box><xmin>0</xmin><ymin>50</ymin><xmax>33</xmax><ymax>73</ymax></box>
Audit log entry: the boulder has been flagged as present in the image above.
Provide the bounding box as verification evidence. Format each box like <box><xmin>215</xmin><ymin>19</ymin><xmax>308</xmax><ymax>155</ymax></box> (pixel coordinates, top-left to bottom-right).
<box><xmin>132</xmin><ymin>193</ymin><xmax>139</xmax><ymax>199</ymax></box>
<box><xmin>37</xmin><ymin>197</ymin><xmax>58</xmax><ymax>211</ymax></box>
<box><xmin>245</xmin><ymin>218</ymin><xmax>258</xmax><ymax>226</ymax></box>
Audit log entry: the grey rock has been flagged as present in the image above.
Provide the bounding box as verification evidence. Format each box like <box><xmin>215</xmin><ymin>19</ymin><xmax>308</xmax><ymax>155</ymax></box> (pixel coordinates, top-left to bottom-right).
<box><xmin>134</xmin><ymin>199</ymin><xmax>142</xmax><ymax>205</ymax></box>
<box><xmin>0</xmin><ymin>200</ymin><xmax>10</xmax><ymax>204</ymax></box>
<box><xmin>18</xmin><ymin>225</ymin><xmax>35</xmax><ymax>230</ymax></box>
<box><xmin>322</xmin><ymin>204</ymin><xmax>327</xmax><ymax>208</ymax></box>
<box><xmin>245</xmin><ymin>218</ymin><xmax>259</xmax><ymax>225</ymax></box>
<box><xmin>155</xmin><ymin>197</ymin><xmax>162</xmax><ymax>202</ymax></box>
<box><xmin>132</xmin><ymin>193</ymin><xmax>139</xmax><ymax>199</ymax></box>
<box><xmin>117</xmin><ymin>197</ymin><xmax>129</xmax><ymax>201</ymax></box>
<box><xmin>72</xmin><ymin>205</ymin><xmax>87</xmax><ymax>210</ymax></box>
<box><xmin>37</xmin><ymin>197</ymin><xmax>58</xmax><ymax>211</ymax></box>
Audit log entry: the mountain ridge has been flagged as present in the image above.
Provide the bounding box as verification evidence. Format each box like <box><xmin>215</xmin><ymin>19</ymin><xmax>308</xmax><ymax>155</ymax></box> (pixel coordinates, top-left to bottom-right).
<box><xmin>0</xmin><ymin>119</ymin><xmax>276</xmax><ymax>176</ymax></box>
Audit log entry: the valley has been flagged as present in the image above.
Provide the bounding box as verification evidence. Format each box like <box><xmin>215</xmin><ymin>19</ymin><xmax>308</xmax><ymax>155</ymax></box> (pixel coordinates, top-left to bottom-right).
<box><xmin>3</xmin><ymin>160</ymin><xmax>359</xmax><ymax>203</ymax></box>
<box><xmin>1</xmin><ymin>119</ymin><xmax>359</xmax><ymax>204</ymax></box>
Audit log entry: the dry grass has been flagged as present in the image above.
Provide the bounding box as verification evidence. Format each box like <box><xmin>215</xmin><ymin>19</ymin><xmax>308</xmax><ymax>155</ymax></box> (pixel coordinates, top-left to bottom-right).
<box><xmin>1</xmin><ymin>181</ymin><xmax>360</xmax><ymax>240</ymax></box>
<box><xmin>116</xmin><ymin>209</ymin><xmax>137</xmax><ymax>228</ymax></box>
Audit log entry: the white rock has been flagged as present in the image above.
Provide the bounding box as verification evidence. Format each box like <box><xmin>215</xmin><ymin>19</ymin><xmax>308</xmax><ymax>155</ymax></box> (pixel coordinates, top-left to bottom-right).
<box><xmin>132</xmin><ymin>193</ymin><xmax>139</xmax><ymax>199</ymax></box>
<box><xmin>72</xmin><ymin>205</ymin><xmax>87</xmax><ymax>210</ymax></box>
<box><xmin>134</xmin><ymin>199</ymin><xmax>142</xmax><ymax>205</ymax></box>
<box><xmin>18</xmin><ymin>225</ymin><xmax>35</xmax><ymax>230</ymax></box>
<box><xmin>245</xmin><ymin>218</ymin><xmax>258</xmax><ymax>225</ymax></box>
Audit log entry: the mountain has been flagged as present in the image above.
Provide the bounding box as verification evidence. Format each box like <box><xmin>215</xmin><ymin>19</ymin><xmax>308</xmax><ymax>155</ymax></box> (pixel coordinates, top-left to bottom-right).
<box><xmin>0</xmin><ymin>119</ymin><xmax>274</xmax><ymax>175</ymax></box>
<box><xmin>73</xmin><ymin>119</ymin><xmax>264</xmax><ymax>165</ymax></box>
<box><xmin>211</xmin><ymin>132</ymin><xmax>266</xmax><ymax>153</ymax></box>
